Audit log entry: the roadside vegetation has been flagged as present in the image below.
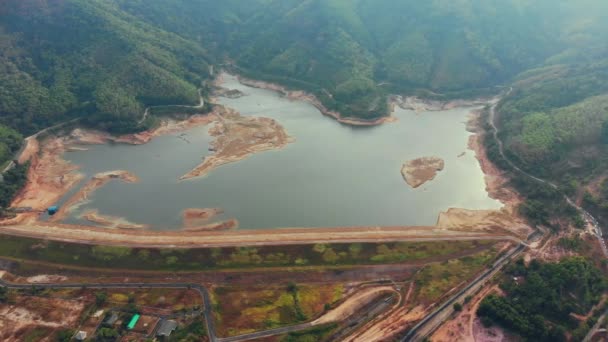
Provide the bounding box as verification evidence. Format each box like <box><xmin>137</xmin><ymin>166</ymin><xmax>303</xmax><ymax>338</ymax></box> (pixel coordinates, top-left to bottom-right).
<box><xmin>0</xmin><ymin>235</ymin><xmax>497</xmax><ymax>272</ymax></box>
<box><xmin>0</xmin><ymin>287</ymin><xmax>203</xmax><ymax>342</ymax></box>
<box><xmin>279</xmin><ymin>324</ymin><xmax>338</xmax><ymax>342</ymax></box>
<box><xmin>487</xmin><ymin>60</ymin><xmax>608</xmax><ymax>228</ymax></box>
<box><xmin>477</xmin><ymin>257</ymin><xmax>607</xmax><ymax>341</ymax></box>
<box><xmin>413</xmin><ymin>248</ymin><xmax>498</xmax><ymax>303</ymax></box>
<box><xmin>0</xmin><ymin>0</ymin><xmax>213</xmax><ymax>135</ymax></box>
<box><xmin>212</xmin><ymin>283</ymin><xmax>342</xmax><ymax>337</ymax></box>
<box><xmin>0</xmin><ymin>162</ymin><xmax>28</xmax><ymax>210</ymax></box>
<box><xmin>3</xmin><ymin>0</ymin><xmax>608</xmax><ymax>133</ymax></box>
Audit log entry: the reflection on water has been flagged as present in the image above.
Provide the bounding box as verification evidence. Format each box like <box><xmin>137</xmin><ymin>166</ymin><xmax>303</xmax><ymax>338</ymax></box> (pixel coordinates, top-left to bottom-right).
<box><xmin>62</xmin><ymin>75</ymin><xmax>501</xmax><ymax>230</ymax></box>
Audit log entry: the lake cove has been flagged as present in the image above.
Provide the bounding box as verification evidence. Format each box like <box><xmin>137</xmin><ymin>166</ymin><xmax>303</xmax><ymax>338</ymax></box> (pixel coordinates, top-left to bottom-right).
<box><xmin>58</xmin><ymin>75</ymin><xmax>501</xmax><ymax>230</ymax></box>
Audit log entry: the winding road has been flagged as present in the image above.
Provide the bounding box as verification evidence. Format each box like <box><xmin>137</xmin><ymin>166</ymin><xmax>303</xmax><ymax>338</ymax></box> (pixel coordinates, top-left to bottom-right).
<box><xmin>402</xmin><ymin>243</ymin><xmax>525</xmax><ymax>342</ymax></box>
<box><xmin>0</xmin><ymin>279</ymin><xmax>219</xmax><ymax>342</ymax></box>
<box><xmin>487</xmin><ymin>89</ymin><xmax>608</xmax><ymax>257</ymax></box>
<box><xmin>402</xmin><ymin>88</ymin><xmax>608</xmax><ymax>341</ymax></box>
<box><xmin>138</xmin><ymin>88</ymin><xmax>205</xmax><ymax>125</ymax></box>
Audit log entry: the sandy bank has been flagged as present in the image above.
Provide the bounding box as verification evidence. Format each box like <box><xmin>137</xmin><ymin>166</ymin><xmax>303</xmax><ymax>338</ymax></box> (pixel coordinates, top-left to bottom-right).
<box><xmin>180</xmin><ymin>107</ymin><xmax>294</xmax><ymax>180</ymax></box>
<box><xmin>466</xmin><ymin>112</ymin><xmax>523</xmax><ymax>209</ymax></box>
<box><xmin>50</xmin><ymin>170</ymin><xmax>140</xmax><ymax>223</ymax></box>
<box><xmin>6</xmin><ymin>109</ymin><xmax>219</xmax><ymax>225</ymax></box>
<box><xmin>394</xmin><ymin>96</ymin><xmax>490</xmax><ymax>113</ymax></box>
<box><xmin>68</xmin><ymin>111</ymin><xmax>219</xmax><ymax>146</ymax></box>
<box><xmin>183</xmin><ymin>218</ymin><xmax>239</xmax><ymax>232</ymax></box>
<box><xmin>445</xmin><ymin>111</ymin><xmax>533</xmax><ymax>239</ymax></box>
<box><xmin>10</xmin><ymin>138</ymin><xmax>84</xmax><ymax>216</ymax></box>
<box><xmin>182</xmin><ymin>208</ymin><xmax>225</xmax><ymax>228</ymax></box>
<box><xmin>236</xmin><ymin>76</ymin><xmax>397</xmax><ymax>126</ymax></box>
<box><xmin>183</xmin><ymin>208</ymin><xmax>223</xmax><ymax>222</ymax></box>
<box><xmin>81</xmin><ymin>210</ymin><xmax>148</xmax><ymax>230</ymax></box>
<box><xmin>214</xmin><ymin>86</ymin><xmax>246</xmax><ymax>99</ymax></box>
<box><xmin>313</xmin><ymin>286</ymin><xmax>397</xmax><ymax>325</ymax></box>
<box><xmin>401</xmin><ymin>157</ymin><xmax>445</xmax><ymax>189</ymax></box>
<box><xmin>0</xmin><ymin>222</ymin><xmax>514</xmax><ymax>248</ymax></box>
<box><xmin>17</xmin><ymin>137</ymin><xmax>39</xmax><ymax>165</ymax></box>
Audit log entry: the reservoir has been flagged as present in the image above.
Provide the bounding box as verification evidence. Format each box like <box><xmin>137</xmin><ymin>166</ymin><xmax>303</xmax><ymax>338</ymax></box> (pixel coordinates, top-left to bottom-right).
<box><xmin>60</xmin><ymin>75</ymin><xmax>502</xmax><ymax>230</ymax></box>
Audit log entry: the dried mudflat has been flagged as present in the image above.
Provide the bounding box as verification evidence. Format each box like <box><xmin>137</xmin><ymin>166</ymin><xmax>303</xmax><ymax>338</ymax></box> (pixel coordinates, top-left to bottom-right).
<box><xmin>401</xmin><ymin>157</ymin><xmax>445</xmax><ymax>188</ymax></box>
<box><xmin>180</xmin><ymin>108</ymin><xmax>293</xmax><ymax>180</ymax></box>
<box><xmin>5</xmin><ymin>72</ymin><xmax>525</xmax><ymax>239</ymax></box>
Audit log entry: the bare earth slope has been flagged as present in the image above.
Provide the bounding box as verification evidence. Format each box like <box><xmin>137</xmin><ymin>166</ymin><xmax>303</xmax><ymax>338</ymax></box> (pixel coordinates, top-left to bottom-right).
<box><xmin>180</xmin><ymin>108</ymin><xmax>294</xmax><ymax>180</ymax></box>
<box><xmin>402</xmin><ymin>157</ymin><xmax>445</xmax><ymax>188</ymax></box>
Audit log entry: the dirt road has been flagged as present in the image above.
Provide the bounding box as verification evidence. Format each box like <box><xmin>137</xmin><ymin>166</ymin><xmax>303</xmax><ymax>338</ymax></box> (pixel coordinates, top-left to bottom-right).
<box><xmin>0</xmin><ymin>223</ymin><xmax>521</xmax><ymax>248</ymax></box>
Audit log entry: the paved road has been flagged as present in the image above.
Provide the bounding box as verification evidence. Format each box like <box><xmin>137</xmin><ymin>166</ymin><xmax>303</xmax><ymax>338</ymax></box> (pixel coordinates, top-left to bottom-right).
<box><xmin>487</xmin><ymin>89</ymin><xmax>608</xmax><ymax>257</ymax></box>
<box><xmin>2</xmin><ymin>118</ymin><xmax>80</xmax><ymax>175</ymax></box>
<box><xmin>139</xmin><ymin>88</ymin><xmax>205</xmax><ymax>125</ymax></box>
<box><xmin>401</xmin><ymin>244</ymin><xmax>525</xmax><ymax>341</ymax></box>
<box><xmin>402</xmin><ymin>88</ymin><xmax>608</xmax><ymax>342</ymax></box>
<box><xmin>218</xmin><ymin>322</ymin><xmax>313</xmax><ymax>342</ymax></box>
<box><xmin>583</xmin><ymin>308</ymin><xmax>608</xmax><ymax>342</ymax></box>
<box><xmin>0</xmin><ymin>222</ymin><xmax>528</xmax><ymax>249</ymax></box>
<box><xmin>0</xmin><ymin>279</ymin><xmax>219</xmax><ymax>342</ymax></box>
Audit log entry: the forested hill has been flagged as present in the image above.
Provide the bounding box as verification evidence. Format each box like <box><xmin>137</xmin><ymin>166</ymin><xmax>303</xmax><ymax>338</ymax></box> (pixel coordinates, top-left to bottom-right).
<box><xmin>113</xmin><ymin>0</ymin><xmax>608</xmax><ymax>119</ymax></box>
<box><xmin>0</xmin><ymin>0</ymin><xmax>213</xmax><ymax>135</ymax></box>
<box><xmin>2</xmin><ymin>0</ymin><xmax>608</xmax><ymax>134</ymax></box>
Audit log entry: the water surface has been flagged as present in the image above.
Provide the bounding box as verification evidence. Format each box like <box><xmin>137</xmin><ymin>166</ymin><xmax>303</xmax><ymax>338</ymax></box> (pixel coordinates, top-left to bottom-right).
<box><xmin>61</xmin><ymin>75</ymin><xmax>501</xmax><ymax>230</ymax></box>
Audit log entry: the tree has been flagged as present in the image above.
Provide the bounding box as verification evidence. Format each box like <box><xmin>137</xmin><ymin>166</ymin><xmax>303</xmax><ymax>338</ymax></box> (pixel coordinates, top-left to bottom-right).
<box><xmin>322</xmin><ymin>248</ymin><xmax>340</xmax><ymax>264</ymax></box>
<box><xmin>55</xmin><ymin>329</ymin><xmax>75</xmax><ymax>342</ymax></box>
<box><xmin>287</xmin><ymin>282</ymin><xmax>298</xmax><ymax>294</ymax></box>
<box><xmin>601</xmin><ymin>120</ymin><xmax>608</xmax><ymax>144</ymax></box>
<box><xmin>0</xmin><ymin>287</ymin><xmax>7</xmax><ymax>303</ymax></box>
<box><xmin>453</xmin><ymin>302</ymin><xmax>463</xmax><ymax>312</ymax></box>
<box><xmin>96</xmin><ymin>327</ymin><xmax>119</xmax><ymax>341</ymax></box>
<box><xmin>95</xmin><ymin>291</ymin><xmax>107</xmax><ymax>306</ymax></box>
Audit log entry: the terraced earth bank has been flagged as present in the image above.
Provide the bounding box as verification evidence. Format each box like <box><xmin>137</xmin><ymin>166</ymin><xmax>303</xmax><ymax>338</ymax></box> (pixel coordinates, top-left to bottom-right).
<box><xmin>20</xmin><ymin>75</ymin><xmax>501</xmax><ymax>230</ymax></box>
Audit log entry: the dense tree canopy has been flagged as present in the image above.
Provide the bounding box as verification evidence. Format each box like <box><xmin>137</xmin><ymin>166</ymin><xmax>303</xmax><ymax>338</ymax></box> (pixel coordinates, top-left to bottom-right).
<box><xmin>478</xmin><ymin>257</ymin><xmax>607</xmax><ymax>341</ymax></box>
<box><xmin>0</xmin><ymin>0</ymin><xmax>212</xmax><ymax>135</ymax></box>
<box><xmin>2</xmin><ymin>0</ymin><xmax>608</xmax><ymax>128</ymax></box>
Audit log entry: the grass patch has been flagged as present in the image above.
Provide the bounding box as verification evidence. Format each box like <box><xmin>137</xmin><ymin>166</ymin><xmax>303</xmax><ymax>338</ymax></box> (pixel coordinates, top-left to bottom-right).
<box><xmin>169</xmin><ymin>317</ymin><xmax>207</xmax><ymax>342</ymax></box>
<box><xmin>0</xmin><ymin>234</ymin><xmax>498</xmax><ymax>272</ymax></box>
<box><xmin>213</xmin><ymin>284</ymin><xmax>342</xmax><ymax>337</ymax></box>
<box><xmin>281</xmin><ymin>323</ymin><xmax>338</xmax><ymax>342</ymax></box>
<box><xmin>23</xmin><ymin>327</ymin><xmax>53</xmax><ymax>342</ymax></box>
<box><xmin>413</xmin><ymin>248</ymin><xmax>498</xmax><ymax>302</ymax></box>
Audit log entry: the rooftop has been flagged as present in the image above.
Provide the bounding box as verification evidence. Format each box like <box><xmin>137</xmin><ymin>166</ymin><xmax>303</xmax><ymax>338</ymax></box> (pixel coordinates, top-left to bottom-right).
<box><xmin>157</xmin><ymin>319</ymin><xmax>178</xmax><ymax>337</ymax></box>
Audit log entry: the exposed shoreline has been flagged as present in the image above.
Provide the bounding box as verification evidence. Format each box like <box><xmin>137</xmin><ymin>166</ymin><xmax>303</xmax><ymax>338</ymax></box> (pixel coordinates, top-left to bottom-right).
<box><xmin>392</xmin><ymin>95</ymin><xmax>492</xmax><ymax>113</ymax></box>
<box><xmin>401</xmin><ymin>157</ymin><xmax>445</xmax><ymax>189</ymax></box>
<box><xmin>81</xmin><ymin>210</ymin><xmax>149</xmax><ymax>230</ymax></box>
<box><xmin>0</xmin><ymin>74</ymin><xmax>531</xmax><ymax>246</ymax></box>
<box><xmin>49</xmin><ymin>170</ymin><xmax>140</xmax><ymax>223</ymax></box>
<box><xmin>8</xmin><ymin>111</ymin><xmax>221</xmax><ymax>226</ymax></box>
<box><xmin>236</xmin><ymin>76</ymin><xmax>398</xmax><ymax>126</ymax></box>
<box><xmin>450</xmin><ymin>110</ymin><xmax>532</xmax><ymax>238</ymax></box>
<box><xmin>180</xmin><ymin>107</ymin><xmax>294</xmax><ymax>180</ymax></box>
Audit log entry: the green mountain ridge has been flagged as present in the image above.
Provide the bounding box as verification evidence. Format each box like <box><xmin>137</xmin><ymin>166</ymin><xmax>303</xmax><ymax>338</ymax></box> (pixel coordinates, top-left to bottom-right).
<box><xmin>1</xmin><ymin>0</ymin><xmax>608</xmax><ymax>174</ymax></box>
<box><xmin>3</xmin><ymin>0</ymin><xmax>608</xmax><ymax>133</ymax></box>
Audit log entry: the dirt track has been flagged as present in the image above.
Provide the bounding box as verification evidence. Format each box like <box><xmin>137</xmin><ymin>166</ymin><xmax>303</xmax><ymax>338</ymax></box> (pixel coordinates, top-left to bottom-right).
<box><xmin>0</xmin><ymin>223</ymin><xmax>519</xmax><ymax>248</ymax></box>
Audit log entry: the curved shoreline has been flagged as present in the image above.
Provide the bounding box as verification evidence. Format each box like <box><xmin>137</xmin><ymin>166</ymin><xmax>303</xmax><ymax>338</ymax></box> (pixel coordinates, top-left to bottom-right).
<box><xmin>0</xmin><ymin>74</ymin><xmax>530</xmax><ymax>248</ymax></box>
<box><xmin>0</xmin><ymin>222</ymin><xmax>518</xmax><ymax>248</ymax></box>
<box><xmin>236</xmin><ymin>76</ymin><xmax>397</xmax><ymax>126</ymax></box>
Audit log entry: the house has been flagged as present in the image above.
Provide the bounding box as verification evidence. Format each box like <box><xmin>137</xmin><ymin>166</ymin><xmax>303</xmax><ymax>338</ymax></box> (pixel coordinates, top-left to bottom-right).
<box><xmin>104</xmin><ymin>312</ymin><xmax>119</xmax><ymax>326</ymax></box>
<box><xmin>156</xmin><ymin>320</ymin><xmax>178</xmax><ymax>337</ymax></box>
<box><xmin>75</xmin><ymin>331</ymin><xmax>87</xmax><ymax>341</ymax></box>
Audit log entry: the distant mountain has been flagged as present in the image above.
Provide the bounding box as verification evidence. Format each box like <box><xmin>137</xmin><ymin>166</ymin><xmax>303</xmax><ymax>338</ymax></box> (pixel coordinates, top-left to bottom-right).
<box><xmin>0</xmin><ymin>0</ymin><xmax>212</xmax><ymax>134</ymax></box>
<box><xmin>114</xmin><ymin>0</ymin><xmax>608</xmax><ymax>119</ymax></box>
<box><xmin>2</xmin><ymin>0</ymin><xmax>608</xmax><ymax>131</ymax></box>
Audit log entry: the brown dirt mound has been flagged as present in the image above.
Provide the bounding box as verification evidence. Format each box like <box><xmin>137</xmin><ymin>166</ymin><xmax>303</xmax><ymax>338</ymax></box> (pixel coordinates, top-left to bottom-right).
<box><xmin>180</xmin><ymin>108</ymin><xmax>294</xmax><ymax>180</ymax></box>
<box><xmin>401</xmin><ymin>157</ymin><xmax>445</xmax><ymax>188</ymax></box>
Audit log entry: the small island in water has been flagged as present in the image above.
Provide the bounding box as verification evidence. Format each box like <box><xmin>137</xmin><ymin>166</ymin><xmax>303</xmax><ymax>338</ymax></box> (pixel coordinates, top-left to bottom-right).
<box><xmin>401</xmin><ymin>157</ymin><xmax>445</xmax><ymax>188</ymax></box>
